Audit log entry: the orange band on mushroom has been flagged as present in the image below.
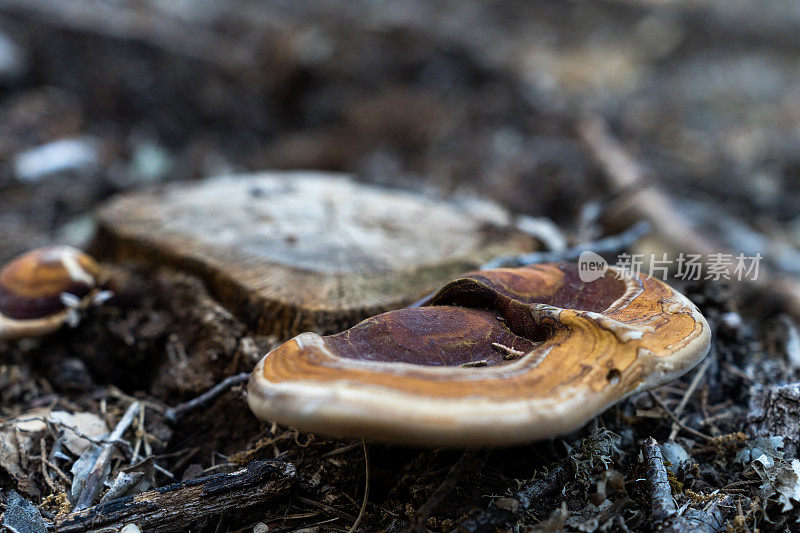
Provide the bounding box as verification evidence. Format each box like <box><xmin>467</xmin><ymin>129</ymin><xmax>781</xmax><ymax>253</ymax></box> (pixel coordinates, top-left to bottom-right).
<box><xmin>0</xmin><ymin>246</ymin><xmax>102</xmax><ymax>340</ymax></box>
<box><xmin>247</xmin><ymin>263</ymin><xmax>710</xmax><ymax>446</ymax></box>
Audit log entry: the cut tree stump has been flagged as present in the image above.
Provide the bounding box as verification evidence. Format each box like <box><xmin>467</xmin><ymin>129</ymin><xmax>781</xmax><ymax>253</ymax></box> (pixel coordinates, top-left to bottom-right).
<box><xmin>93</xmin><ymin>172</ymin><xmax>536</xmax><ymax>337</ymax></box>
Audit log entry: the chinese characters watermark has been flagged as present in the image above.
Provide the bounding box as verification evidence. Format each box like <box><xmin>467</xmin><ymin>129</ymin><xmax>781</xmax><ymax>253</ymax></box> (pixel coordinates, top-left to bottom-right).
<box><xmin>578</xmin><ymin>251</ymin><xmax>762</xmax><ymax>283</ymax></box>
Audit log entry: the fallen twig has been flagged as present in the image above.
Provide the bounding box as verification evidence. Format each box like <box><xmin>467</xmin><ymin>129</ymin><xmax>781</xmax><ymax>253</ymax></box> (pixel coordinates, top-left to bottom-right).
<box><xmin>668</xmin><ymin>348</ymin><xmax>715</xmax><ymax>441</ymax></box>
<box><xmin>648</xmin><ymin>392</ymin><xmax>713</xmax><ymax>441</ymax></box>
<box><xmin>347</xmin><ymin>440</ymin><xmax>370</xmax><ymax>533</ymax></box>
<box><xmin>74</xmin><ymin>401</ymin><xmax>141</xmax><ymax>511</ymax></box>
<box><xmin>164</xmin><ymin>372</ymin><xmax>250</xmax><ymax>424</ymax></box>
<box><xmin>455</xmin><ymin>459</ymin><xmax>572</xmax><ymax>533</ymax></box>
<box><xmin>412</xmin><ymin>449</ymin><xmax>481</xmax><ymax>533</ymax></box>
<box><xmin>2</xmin><ymin>415</ymin><xmax>132</xmax><ymax>455</ymax></box>
<box><xmin>579</xmin><ymin>117</ymin><xmax>719</xmax><ymax>258</ymax></box>
<box><xmin>491</xmin><ymin>342</ymin><xmax>525</xmax><ymax>360</ymax></box>
<box><xmin>642</xmin><ymin>437</ymin><xmax>676</xmax><ymax>523</ymax></box>
<box><xmin>480</xmin><ymin>220</ymin><xmax>651</xmax><ymax>269</ymax></box>
<box><xmin>642</xmin><ymin>437</ymin><xmax>730</xmax><ymax>533</ymax></box>
<box><xmin>54</xmin><ymin>460</ymin><xmax>296</xmax><ymax>532</ymax></box>
<box><xmin>297</xmin><ymin>496</ymin><xmax>358</xmax><ymax>524</ymax></box>
<box><xmin>39</xmin><ymin>437</ymin><xmax>57</xmax><ymax>492</ymax></box>
<box><xmin>579</xmin><ymin>115</ymin><xmax>800</xmax><ymax>320</ymax></box>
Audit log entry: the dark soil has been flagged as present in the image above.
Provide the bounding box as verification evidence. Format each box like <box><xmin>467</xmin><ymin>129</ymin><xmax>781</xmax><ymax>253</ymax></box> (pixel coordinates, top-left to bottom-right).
<box><xmin>2</xmin><ymin>1</ymin><xmax>800</xmax><ymax>532</ymax></box>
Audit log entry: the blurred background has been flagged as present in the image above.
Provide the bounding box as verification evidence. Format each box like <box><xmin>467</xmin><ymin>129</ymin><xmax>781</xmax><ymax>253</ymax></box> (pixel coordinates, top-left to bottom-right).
<box><xmin>4</xmin><ymin>2</ymin><xmax>800</xmax><ymax>531</ymax></box>
<box><xmin>1</xmin><ymin>0</ymin><xmax>799</xmax><ymax>269</ymax></box>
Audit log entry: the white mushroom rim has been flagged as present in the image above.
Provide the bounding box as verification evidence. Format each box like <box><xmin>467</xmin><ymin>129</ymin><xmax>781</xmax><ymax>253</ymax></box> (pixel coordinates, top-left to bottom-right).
<box><xmin>247</xmin><ymin>267</ymin><xmax>711</xmax><ymax>447</ymax></box>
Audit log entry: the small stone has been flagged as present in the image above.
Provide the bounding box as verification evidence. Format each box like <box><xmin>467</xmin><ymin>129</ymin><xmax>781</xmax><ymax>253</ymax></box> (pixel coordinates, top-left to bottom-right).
<box><xmin>0</xmin><ymin>30</ymin><xmax>28</xmax><ymax>83</ymax></box>
<box><xmin>494</xmin><ymin>497</ymin><xmax>520</xmax><ymax>513</ymax></box>
<box><xmin>515</xmin><ymin>215</ymin><xmax>567</xmax><ymax>252</ymax></box>
<box><xmin>719</xmin><ymin>311</ymin><xmax>743</xmax><ymax>333</ymax></box>
<box><xmin>50</xmin><ymin>357</ymin><xmax>94</xmax><ymax>392</ymax></box>
<box><xmin>736</xmin><ymin>436</ymin><xmax>785</xmax><ymax>465</ymax></box>
<box><xmin>659</xmin><ymin>442</ymin><xmax>690</xmax><ymax>473</ymax></box>
<box><xmin>129</xmin><ymin>140</ymin><xmax>174</xmax><ymax>183</ymax></box>
<box><xmin>14</xmin><ymin>137</ymin><xmax>100</xmax><ymax>182</ymax></box>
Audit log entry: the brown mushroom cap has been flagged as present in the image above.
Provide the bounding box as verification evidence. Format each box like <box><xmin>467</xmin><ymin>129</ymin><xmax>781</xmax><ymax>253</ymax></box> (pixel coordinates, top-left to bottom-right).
<box><xmin>0</xmin><ymin>246</ymin><xmax>100</xmax><ymax>340</ymax></box>
<box><xmin>247</xmin><ymin>263</ymin><xmax>710</xmax><ymax>446</ymax></box>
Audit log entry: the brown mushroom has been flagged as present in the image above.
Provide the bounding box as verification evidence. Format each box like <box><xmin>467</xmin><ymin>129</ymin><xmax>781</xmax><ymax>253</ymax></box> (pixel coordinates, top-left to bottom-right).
<box><xmin>0</xmin><ymin>246</ymin><xmax>104</xmax><ymax>340</ymax></box>
<box><xmin>248</xmin><ymin>262</ymin><xmax>710</xmax><ymax>446</ymax></box>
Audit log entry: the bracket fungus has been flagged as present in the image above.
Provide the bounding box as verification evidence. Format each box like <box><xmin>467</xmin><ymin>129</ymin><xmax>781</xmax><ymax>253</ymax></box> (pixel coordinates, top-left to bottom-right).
<box><xmin>0</xmin><ymin>246</ymin><xmax>105</xmax><ymax>340</ymax></box>
<box><xmin>248</xmin><ymin>263</ymin><xmax>710</xmax><ymax>446</ymax></box>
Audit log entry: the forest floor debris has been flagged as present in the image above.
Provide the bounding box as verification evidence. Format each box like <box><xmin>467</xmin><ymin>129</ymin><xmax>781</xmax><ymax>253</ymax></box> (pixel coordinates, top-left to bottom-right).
<box><xmin>2</xmin><ymin>0</ymin><xmax>800</xmax><ymax>531</ymax></box>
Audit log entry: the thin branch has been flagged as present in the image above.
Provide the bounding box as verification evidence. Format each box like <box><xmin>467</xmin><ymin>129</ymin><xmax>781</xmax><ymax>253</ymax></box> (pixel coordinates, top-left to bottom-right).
<box><xmin>480</xmin><ymin>220</ymin><xmax>651</xmax><ymax>269</ymax></box>
<box><xmin>347</xmin><ymin>440</ymin><xmax>370</xmax><ymax>533</ymax></box>
<box><xmin>164</xmin><ymin>372</ymin><xmax>250</xmax><ymax>424</ymax></box>
<box><xmin>456</xmin><ymin>459</ymin><xmax>572</xmax><ymax>532</ymax></box>
<box><xmin>648</xmin><ymin>392</ymin><xmax>714</xmax><ymax>441</ymax></box>
<box><xmin>668</xmin><ymin>352</ymin><xmax>714</xmax><ymax>441</ymax></box>
<box><xmin>642</xmin><ymin>437</ymin><xmax>676</xmax><ymax>523</ymax></box>
<box><xmin>74</xmin><ymin>401</ymin><xmax>141</xmax><ymax>511</ymax></box>
<box><xmin>39</xmin><ymin>437</ymin><xmax>57</xmax><ymax>492</ymax></box>
<box><xmin>412</xmin><ymin>449</ymin><xmax>481</xmax><ymax>533</ymax></box>
<box><xmin>642</xmin><ymin>438</ymin><xmax>730</xmax><ymax>533</ymax></box>
<box><xmin>55</xmin><ymin>460</ymin><xmax>295</xmax><ymax>532</ymax></box>
<box><xmin>296</xmin><ymin>496</ymin><xmax>358</xmax><ymax>524</ymax></box>
<box><xmin>580</xmin><ymin>115</ymin><xmax>800</xmax><ymax>320</ymax></box>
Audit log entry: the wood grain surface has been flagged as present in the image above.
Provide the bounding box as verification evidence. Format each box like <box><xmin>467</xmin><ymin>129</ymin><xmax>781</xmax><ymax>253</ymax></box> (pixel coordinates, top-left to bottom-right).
<box><xmin>93</xmin><ymin>172</ymin><xmax>537</xmax><ymax>337</ymax></box>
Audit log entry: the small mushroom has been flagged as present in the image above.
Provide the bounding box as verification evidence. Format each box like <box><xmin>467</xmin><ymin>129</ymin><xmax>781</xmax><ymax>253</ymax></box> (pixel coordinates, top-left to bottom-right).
<box><xmin>0</xmin><ymin>246</ymin><xmax>105</xmax><ymax>340</ymax></box>
<box><xmin>248</xmin><ymin>263</ymin><xmax>710</xmax><ymax>446</ymax></box>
